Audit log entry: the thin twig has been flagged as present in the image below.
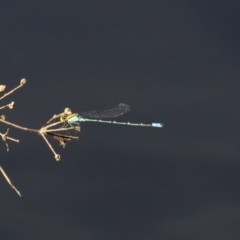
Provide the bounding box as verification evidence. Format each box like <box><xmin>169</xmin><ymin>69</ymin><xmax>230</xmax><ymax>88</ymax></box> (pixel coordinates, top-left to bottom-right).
<box><xmin>43</xmin><ymin>112</ymin><xmax>64</xmax><ymax>126</ymax></box>
<box><xmin>0</xmin><ymin>79</ymin><xmax>83</xmax><ymax>195</ymax></box>
<box><xmin>40</xmin><ymin>133</ymin><xmax>60</xmax><ymax>161</ymax></box>
<box><xmin>44</xmin><ymin>127</ymin><xmax>75</xmax><ymax>133</ymax></box>
<box><xmin>46</xmin><ymin>132</ymin><xmax>79</xmax><ymax>140</ymax></box>
<box><xmin>0</xmin><ymin>105</ymin><xmax>8</xmax><ymax>110</ymax></box>
<box><xmin>0</xmin><ymin>119</ymin><xmax>38</xmax><ymax>133</ymax></box>
<box><xmin>0</xmin><ymin>165</ymin><xmax>21</xmax><ymax>197</ymax></box>
<box><xmin>43</xmin><ymin>120</ymin><xmax>64</xmax><ymax>130</ymax></box>
<box><xmin>0</xmin><ymin>101</ymin><xmax>15</xmax><ymax>110</ymax></box>
<box><xmin>0</xmin><ymin>102</ymin><xmax>79</xmax><ymax>162</ymax></box>
<box><xmin>0</xmin><ymin>117</ymin><xmax>78</xmax><ymax>160</ymax></box>
<box><xmin>0</xmin><ymin>79</ymin><xmax>26</xmax><ymax>101</ymax></box>
<box><xmin>0</xmin><ymin>132</ymin><xmax>19</xmax><ymax>143</ymax></box>
<box><xmin>0</xmin><ymin>129</ymin><xmax>19</xmax><ymax>151</ymax></box>
<box><xmin>5</xmin><ymin>136</ymin><xmax>19</xmax><ymax>143</ymax></box>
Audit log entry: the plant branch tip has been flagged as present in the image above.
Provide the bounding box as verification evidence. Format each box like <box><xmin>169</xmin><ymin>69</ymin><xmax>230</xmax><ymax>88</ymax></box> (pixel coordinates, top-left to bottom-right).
<box><xmin>0</xmin><ymin>79</ymin><xmax>26</xmax><ymax>101</ymax></box>
<box><xmin>0</xmin><ymin>101</ymin><xmax>14</xmax><ymax>110</ymax></box>
<box><xmin>20</xmin><ymin>78</ymin><xmax>26</xmax><ymax>85</ymax></box>
<box><xmin>0</xmin><ymin>166</ymin><xmax>21</xmax><ymax>197</ymax></box>
<box><xmin>0</xmin><ymin>85</ymin><xmax>6</xmax><ymax>93</ymax></box>
<box><xmin>8</xmin><ymin>101</ymin><xmax>15</xmax><ymax>109</ymax></box>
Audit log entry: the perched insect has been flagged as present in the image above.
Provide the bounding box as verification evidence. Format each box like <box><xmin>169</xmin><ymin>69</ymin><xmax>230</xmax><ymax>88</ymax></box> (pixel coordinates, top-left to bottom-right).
<box><xmin>60</xmin><ymin>103</ymin><xmax>163</xmax><ymax>128</ymax></box>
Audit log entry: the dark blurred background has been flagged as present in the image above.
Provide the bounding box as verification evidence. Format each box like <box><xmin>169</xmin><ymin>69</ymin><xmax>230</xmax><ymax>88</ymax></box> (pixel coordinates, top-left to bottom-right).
<box><xmin>0</xmin><ymin>1</ymin><xmax>240</xmax><ymax>239</ymax></box>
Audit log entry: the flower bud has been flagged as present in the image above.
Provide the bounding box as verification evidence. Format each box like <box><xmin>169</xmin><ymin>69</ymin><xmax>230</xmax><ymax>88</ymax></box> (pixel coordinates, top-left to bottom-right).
<box><xmin>0</xmin><ymin>115</ymin><xmax>6</xmax><ymax>120</ymax></box>
<box><xmin>20</xmin><ymin>78</ymin><xmax>26</xmax><ymax>85</ymax></box>
<box><xmin>55</xmin><ymin>154</ymin><xmax>61</xmax><ymax>161</ymax></box>
<box><xmin>0</xmin><ymin>85</ymin><xmax>6</xmax><ymax>92</ymax></box>
<box><xmin>8</xmin><ymin>101</ymin><xmax>15</xmax><ymax>109</ymax></box>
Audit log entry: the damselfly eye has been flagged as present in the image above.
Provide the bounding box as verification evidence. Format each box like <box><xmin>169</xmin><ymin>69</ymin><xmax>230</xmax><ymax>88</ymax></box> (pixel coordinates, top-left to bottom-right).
<box><xmin>60</xmin><ymin>114</ymin><xmax>67</xmax><ymax>121</ymax></box>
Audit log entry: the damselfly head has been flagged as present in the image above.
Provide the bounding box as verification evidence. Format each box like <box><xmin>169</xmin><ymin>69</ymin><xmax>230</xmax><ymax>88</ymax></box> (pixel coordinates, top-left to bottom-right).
<box><xmin>60</xmin><ymin>108</ymin><xmax>73</xmax><ymax>122</ymax></box>
<box><xmin>60</xmin><ymin>114</ymin><xmax>68</xmax><ymax>122</ymax></box>
<box><xmin>64</xmin><ymin>108</ymin><xmax>72</xmax><ymax>114</ymax></box>
<box><xmin>60</xmin><ymin>113</ymin><xmax>78</xmax><ymax>122</ymax></box>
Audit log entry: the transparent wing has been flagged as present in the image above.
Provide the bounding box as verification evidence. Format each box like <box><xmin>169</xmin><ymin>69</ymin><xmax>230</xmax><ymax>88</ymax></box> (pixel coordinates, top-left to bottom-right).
<box><xmin>79</xmin><ymin>103</ymin><xmax>130</xmax><ymax>119</ymax></box>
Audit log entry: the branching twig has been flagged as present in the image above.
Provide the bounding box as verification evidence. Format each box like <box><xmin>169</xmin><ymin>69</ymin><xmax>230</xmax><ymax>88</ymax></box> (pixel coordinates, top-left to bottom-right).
<box><xmin>0</xmin><ymin>128</ymin><xmax>19</xmax><ymax>151</ymax></box>
<box><xmin>43</xmin><ymin>113</ymin><xmax>64</xmax><ymax>126</ymax></box>
<box><xmin>0</xmin><ymin>116</ymin><xmax>79</xmax><ymax>160</ymax></box>
<box><xmin>43</xmin><ymin>120</ymin><xmax>64</xmax><ymax>130</ymax></box>
<box><xmin>0</xmin><ymin>78</ymin><xmax>81</xmax><ymax>196</ymax></box>
<box><xmin>0</xmin><ymin>79</ymin><xmax>27</xmax><ymax>196</ymax></box>
<box><xmin>40</xmin><ymin>133</ymin><xmax>61</xmax><ymax>161</ymax></box>
<box><xmin>43</xmin><ymin>108</ymin><xmax>72</xmax><ymax>126</ymax></box>
<box><xmin>0</xmin><ymin>78</ymin><xmax>26</xmax><ymax>101</ymax></box>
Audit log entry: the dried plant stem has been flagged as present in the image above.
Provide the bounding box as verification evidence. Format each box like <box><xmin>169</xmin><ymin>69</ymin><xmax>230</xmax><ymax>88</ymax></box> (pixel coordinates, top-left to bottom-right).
<box><xmin>0</xmin><ymin>105</ymin><xmax>8</xmax><ymax>110</ymax></box>
<box><xmin>43</xmin><ymin>120</ymin><xmax>63</xmax><ymax>130</ymax></box>
<box><xmin>0</xmin><ymin>119</ymin><xmax>74</xmax><ymax>134</ymax></box>
<box><xmin>44</xmin><ymin>113</ymin><xmax>64</xmax><ymax>126</ymax></box>
<box><xmin>44</xmin><ymin>127</ymin><xmax>75</xmax><ymax>133</ymax></box>
<box><xmin>0</xmin><ymin>119</ymin><xmax>38</xmax><ymax>133</ymax></box>
<box><xmin>0</xmin><ymin>165</ymin><xmax>21</xmax><ymax>197</ymax></box>
<box><xmin>0</xmin><ymin>132</ymin><xmax>19</xmax><ymax>143</ymax></box>
<box><xmin>0</xmin><ymin>79</ymin><xmax>81</xmax><ymax>196</ymax></box>
<box><xmin>40</xmin><ymin>133</ymin><xmax>60</xmax><ymax>161</ymax></box>
<box><xmin>46</xmin><ymin>132</ymin><xmax>78</xmax><ymax>140</ymax></box>
<box><xmin>0</xmin><ymin>129</ymin><xmax>19</xmax><ymax>151</ymax></box>
<box><xmin>5</xmin><ymin>136</ymin><xmax>19</xmax><ymax>143</ymax></box>
<box><xmin>0</xmin><ymin>102</ymin><xmax>14</xmax><ymax>110</ymax></box>
<box><xmin>0</xmin><ymin>83</ymin><xmax>24</xmax><ymax>101</ymax></box>
<box><xmin>0</xmin><ymin>118</ymin><xmax>78</xmax><ymax>158</ymax></box>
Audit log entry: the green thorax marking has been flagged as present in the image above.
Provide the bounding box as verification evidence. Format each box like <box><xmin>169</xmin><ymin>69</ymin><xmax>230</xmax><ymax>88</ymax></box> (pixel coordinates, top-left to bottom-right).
<box><xmin>60</xmin><ymin>113</ymin><xmax>77</xmax><ymax>122</ymax></box>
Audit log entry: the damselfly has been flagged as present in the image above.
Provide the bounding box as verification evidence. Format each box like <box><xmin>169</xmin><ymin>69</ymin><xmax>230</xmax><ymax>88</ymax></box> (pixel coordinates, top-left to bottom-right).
<box><xmin>60</xmin><ymin>103</ymin><xmax>163</xmax><ymax>128</ymax></box>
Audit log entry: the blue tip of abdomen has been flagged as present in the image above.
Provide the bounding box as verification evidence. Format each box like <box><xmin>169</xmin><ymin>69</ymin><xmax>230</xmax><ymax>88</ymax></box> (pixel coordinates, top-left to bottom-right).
<box><xmin>152</xmin><ymin>123</ymin><xmax>164</xmax><ymax>127</ymax></box>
